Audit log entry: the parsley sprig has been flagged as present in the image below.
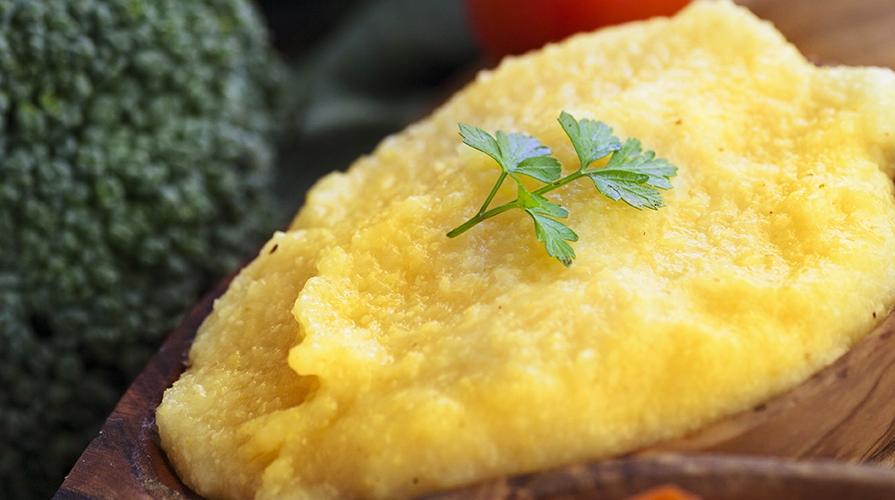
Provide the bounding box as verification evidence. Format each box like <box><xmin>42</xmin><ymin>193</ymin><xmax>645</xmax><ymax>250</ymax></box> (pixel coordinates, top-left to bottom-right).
<box><xmin>446</xmin><ymin>111</ymin><xmax>677</xmax><ymax>267</ymax></box>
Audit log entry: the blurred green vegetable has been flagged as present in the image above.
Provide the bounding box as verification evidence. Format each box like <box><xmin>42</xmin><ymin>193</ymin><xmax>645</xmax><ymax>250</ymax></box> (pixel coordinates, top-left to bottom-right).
<box><xmin>0</xmin><ymin>0</ymin><xmax>285</xmax><ymax>497</ymax></box>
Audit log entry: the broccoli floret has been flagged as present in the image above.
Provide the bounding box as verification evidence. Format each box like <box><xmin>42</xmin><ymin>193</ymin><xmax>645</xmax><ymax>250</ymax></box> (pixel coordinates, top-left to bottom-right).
<box><xmin>0</xmin><ymin>0</ymin><xmax>286</xmax><ymax>497</ymax></box>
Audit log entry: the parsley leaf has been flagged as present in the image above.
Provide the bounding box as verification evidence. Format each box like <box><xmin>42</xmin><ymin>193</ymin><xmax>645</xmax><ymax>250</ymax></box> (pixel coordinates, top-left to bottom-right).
<box><xmin>458</xmin><ymin>124</ymin><xmax>562</xmax><ymax>183</ymax></box>
<box><xmin>529</xmin><ymin>212</ymin><xmax>578</xmax><ymax>267</ymax></box>
<box><xmin>517</xmin><ymin>184</ymin><xmax>568</xmax><ymax>218</ymax></box>
<box><xmin>558</xmin><ymin>110</ymin><xmax>621</xmax><ymax>170</ymax></box>
<box><xmin>448</xmin><ymin>112</ymin><xmax>676</xmax><ymax>267</ymax></box>
<box><xmin>586</xmin><ymin>137</ymin><xmax>677</xmax><ymax>209</ymax></box>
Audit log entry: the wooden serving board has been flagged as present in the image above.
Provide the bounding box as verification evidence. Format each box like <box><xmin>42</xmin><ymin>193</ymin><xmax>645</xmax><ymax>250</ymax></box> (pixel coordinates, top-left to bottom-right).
<box><xmin>50</xmin><ymin>270</ymin><xmax>895</xmax><ymax>499</ymax></box>
<box><xmin>735</xmin><ymin>0</ymin><xmax>895</xmax><ymax>69</ymax></box>
<box><xmin>48</xmin><ymin>265</ymin><xmax>895</xmax><ymax>499</ymax></box>
<box><xmin>55</xmin><ymin>1</ymin><xmax>895</xmax><ymax>499</ymax></box>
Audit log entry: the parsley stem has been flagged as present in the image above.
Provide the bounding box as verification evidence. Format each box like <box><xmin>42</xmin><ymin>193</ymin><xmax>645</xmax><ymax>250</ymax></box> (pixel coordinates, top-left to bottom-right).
<box><xmin>533</xmin><ymin>170</ymin><xmax>586</xmax><ymax>196</ymax></box>
<box><xmin>446</xmin><ymin>170</ymin><xmax>587</xmax><ymax>238</ymax></box>
<box><xmin>447</xmin><ymin>170</ymin><xmax>510</xmax><ymax>238</ymax></box>
<box><xmin>479</xmin><ymin>171</ymin><xmax>507</xmax><ymax>216</ymax></box>
<box><xmin>446</xmin><ymin>200</ymin><xmax>519</xmax><ymax>237</ymax></box>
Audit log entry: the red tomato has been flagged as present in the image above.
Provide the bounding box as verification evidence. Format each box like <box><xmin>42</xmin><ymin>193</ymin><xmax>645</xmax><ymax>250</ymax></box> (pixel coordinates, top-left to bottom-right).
<box><xmin>465</xmin><ymin>0</ymin><xmax>692</xmax><ymax>62</ymax></box>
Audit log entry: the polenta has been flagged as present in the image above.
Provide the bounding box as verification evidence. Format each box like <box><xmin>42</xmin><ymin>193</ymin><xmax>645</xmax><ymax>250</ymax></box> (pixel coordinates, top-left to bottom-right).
<box><xmin>157</xmin><ymin>1</ymin><xmax>895</xmax><ymax>499</ymax></box>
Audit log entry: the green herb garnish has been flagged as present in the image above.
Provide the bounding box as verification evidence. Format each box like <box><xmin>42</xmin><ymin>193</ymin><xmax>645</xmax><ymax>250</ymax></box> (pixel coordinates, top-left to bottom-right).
<box><xmin>446</xmin><ymin>111</ymin><xmax>677</xmax><ymax>267</ymax></box>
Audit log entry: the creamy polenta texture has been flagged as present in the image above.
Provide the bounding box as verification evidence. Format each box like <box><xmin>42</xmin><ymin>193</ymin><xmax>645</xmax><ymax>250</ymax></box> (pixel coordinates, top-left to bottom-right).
<box><xmin>157</xmin><ymin>1</ymin><xmax>895</xmax><ymax>499</ymax></box>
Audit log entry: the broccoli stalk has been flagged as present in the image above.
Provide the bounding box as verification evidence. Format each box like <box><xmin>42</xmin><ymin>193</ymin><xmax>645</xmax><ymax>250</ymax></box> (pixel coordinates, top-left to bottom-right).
<box><xmin>0</xmin><ymin>0</ymin><xmax>286</xmax><ymax>497</ymax></box>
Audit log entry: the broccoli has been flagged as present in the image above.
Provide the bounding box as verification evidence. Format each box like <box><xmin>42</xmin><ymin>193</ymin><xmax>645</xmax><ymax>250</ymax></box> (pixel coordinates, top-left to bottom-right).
<box><xmin>0</xmin><ymin>0</ymin><xmax>287</xmax><ymax>497</ymax></box>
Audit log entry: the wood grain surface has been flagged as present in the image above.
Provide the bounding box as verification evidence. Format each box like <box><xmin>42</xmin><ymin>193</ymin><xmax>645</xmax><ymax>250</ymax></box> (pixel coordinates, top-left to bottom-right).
<box><xmin>55</xmin><ymin>1</ymin><xmax>895</xmax><ymax>499</ymax></box>
<box><xmin>735</xmin><ymin>0</ymin><xmax>895</xmax><ymax>69</ymax></box>
<box><xmin>640</xmin><ymin>312</ymin><xmax>895</xmax><ymax>464</ymax></box>
<box><xmin>420</xmin><ymin>454</ymin><xmax>895</xmax><ymax>500</ymax></box>
<box><xmin>50</xmin><ymin>277</ymin><xmax>895</xmax><ymax>500</ymax></box>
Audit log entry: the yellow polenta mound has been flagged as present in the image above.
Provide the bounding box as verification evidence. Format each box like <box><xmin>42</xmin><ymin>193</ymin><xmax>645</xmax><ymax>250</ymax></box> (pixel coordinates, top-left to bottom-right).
<box><xmin>157</xmin><ymin>1</ymin><xmax>895</xmax><ymax>499</ymax></box>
